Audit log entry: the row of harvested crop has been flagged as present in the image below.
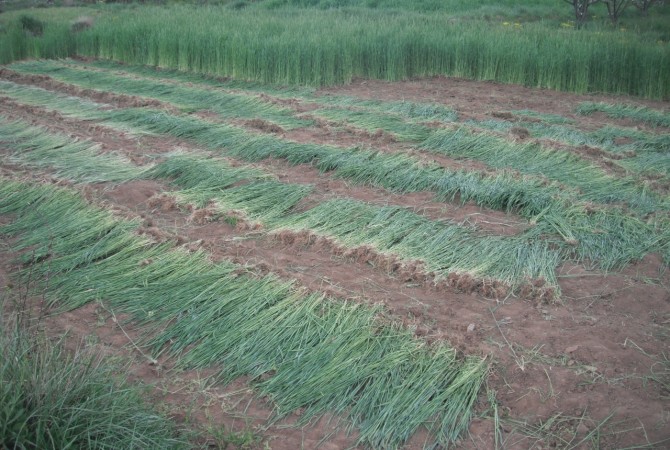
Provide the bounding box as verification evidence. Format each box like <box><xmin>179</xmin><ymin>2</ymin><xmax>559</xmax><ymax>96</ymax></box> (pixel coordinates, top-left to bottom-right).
<box><xmin>7</xmin><ymin>59</ymin><xmax>665</xmax><ymax>213</ymax></box>
<box><xmin>0</xmin><ymin>77</ymin><xmax>665</xmax><ymax>274</ymax></box>
<box><xmin>0</xmin><ymin>116</ymin><xmax>560</xmax><ymax>295</ymax></box>
<box><xmin>0</xmin><ymin>177</ymin><xmax>487</xmax><ymax>449</ymax></box>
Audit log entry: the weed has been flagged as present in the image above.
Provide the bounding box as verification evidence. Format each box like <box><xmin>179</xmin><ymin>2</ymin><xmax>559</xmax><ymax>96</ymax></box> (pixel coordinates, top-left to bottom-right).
<box><xmin>0</xmin><ymin>282</ymin><xmax>186</xmax><ymax>449</ymax></box>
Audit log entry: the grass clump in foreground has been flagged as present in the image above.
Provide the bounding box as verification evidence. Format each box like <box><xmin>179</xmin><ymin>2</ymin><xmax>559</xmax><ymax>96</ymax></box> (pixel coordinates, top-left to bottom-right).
<box><xmin>0</xmin><ymin>300</ymin><xmax>185</xmax><ymax>449</ymax></box>
<box><xmin>0</xmin><ymin>177</ymin><xmax>489</xmax><ymax>449</ymax></box>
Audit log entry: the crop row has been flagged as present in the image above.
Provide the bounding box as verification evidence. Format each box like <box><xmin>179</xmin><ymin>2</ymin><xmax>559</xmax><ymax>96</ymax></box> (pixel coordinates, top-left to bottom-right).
<box><xmin>0</xmin><ymin>116</ymin><xmax>560</xmax><ymax>293</ymax></box>
<box><xmin>1</xmin><ymin>78</ymin><xmax>665</xmax><ymax>273</ymax></box>
<box><xmin>7</xmin><ymin>60</ymin><xmax>665</xmax><ymax>212</ymax></box>
<box><xmin>0</xmin><ymin>177</ymin><xmax>486</xmax><ymax>449</ymax></box>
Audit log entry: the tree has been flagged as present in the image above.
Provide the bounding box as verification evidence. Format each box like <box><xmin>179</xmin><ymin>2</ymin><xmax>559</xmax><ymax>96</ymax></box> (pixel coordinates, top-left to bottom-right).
<box><xmin>562</xmin><ymin>0</ymin><xmax>601</xmax><ymax>26</ymax></box>
<box><xmin>602</xmin><ymin>0</ymin><xmax>632</xmax><ymax>24</ymax></box>
<box><xmin>632</xmin><ymin>0</ymin><xmax>662</xmax><ymax>15</ymax></box>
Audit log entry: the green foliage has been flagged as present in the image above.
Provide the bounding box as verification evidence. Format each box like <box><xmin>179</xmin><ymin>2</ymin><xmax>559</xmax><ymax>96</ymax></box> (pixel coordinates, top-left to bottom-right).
<box><xmin>0</xmin><ymin>14</ymin><xmax>75</xmax><ymax>63</ymax></box>
<box><xmin>70</xmin><ymin>6</ymin><xmax>668</xmax><ymax>98</ymax></box>
<box><xmin>1</xmin><ymin>2</ymin><xmax>669</xmax><ymax>98</ymax></box>
<box><xmin>19</xmin><ymin>14</ymin><xmax>44</xmax><ymax>35</ymax></box>
<box><xmin>577</xmin><ymin>101</ymin><xmax>670</xmax><ymax>127</ymax></box>
<box><xmin>0</xmin><ymin>301</ymin><xmax>185</xmax><ymax>449</ymax></box>
<box><xmin>0</xmin><ymin>178</ymin><xmax>488</xmax><ymax>449</ymax></box>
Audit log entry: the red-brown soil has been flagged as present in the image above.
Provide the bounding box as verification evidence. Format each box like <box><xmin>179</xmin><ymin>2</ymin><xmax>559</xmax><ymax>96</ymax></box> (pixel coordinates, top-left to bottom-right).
<box><xmin>1</xmin><ymin>71</ymin><xmax>669</xmax><ymax>449</ymax></box>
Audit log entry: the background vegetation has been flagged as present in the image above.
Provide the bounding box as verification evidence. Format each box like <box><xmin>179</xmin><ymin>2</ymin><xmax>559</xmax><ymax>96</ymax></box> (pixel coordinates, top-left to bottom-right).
<box><xmin>0</xmin><ymin>0</ymin><xmax>668</xmax><ymax>98</ymax></box>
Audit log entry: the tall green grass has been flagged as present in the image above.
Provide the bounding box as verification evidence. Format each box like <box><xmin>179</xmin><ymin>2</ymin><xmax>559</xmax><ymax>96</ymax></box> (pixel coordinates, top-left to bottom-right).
<box><xmin>71</xmin><ymin>6</ymin><xmax>669</xmax><ymax>98</ymax></box>
<box><xmin>1</xmin><ymin>4</ymin><xmax>668</xmax><ymax>98</ymax></box>
<box><xmin>0</xmin><ymin>19</ymin><xmax>74</xmax><ymax>64</ymax></box>
<box><xmin>0</xmin><ymin>178</ymin><xmax>488</xmax><ymax>449</ymax></box>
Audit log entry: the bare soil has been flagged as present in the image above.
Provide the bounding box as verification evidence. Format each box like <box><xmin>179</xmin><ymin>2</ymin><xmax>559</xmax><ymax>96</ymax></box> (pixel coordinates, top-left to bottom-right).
<box><xmin>1</xmin><ymin>71</ymin><xmax>668</xmax><ymax>449</ymax></box>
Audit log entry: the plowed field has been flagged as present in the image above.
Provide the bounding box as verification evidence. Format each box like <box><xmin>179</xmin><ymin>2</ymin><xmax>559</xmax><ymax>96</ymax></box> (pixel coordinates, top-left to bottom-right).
<box><xmin>1</xmin><ymin>58</ymin><xmax>669</xmax><ymax>449</ymax></box>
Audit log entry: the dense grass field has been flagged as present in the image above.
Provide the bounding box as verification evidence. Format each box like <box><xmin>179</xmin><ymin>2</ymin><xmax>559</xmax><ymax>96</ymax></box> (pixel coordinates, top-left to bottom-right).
<box><xmin>1</xmin><ymin>0</ymin><xmax>669</xmax><ymax>97</ymax></box>
<box><xmin>1</xmin><ymin>0</ymin><xmax>669</xmax><ymax>448</ymax></box>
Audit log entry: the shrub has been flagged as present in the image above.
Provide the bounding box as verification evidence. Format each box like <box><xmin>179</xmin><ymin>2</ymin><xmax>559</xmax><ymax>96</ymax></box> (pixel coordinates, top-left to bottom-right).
<box><xmin>19</xmin><ymin>14</ymin><xmax>44</xmax><ymax>36</ymax></box>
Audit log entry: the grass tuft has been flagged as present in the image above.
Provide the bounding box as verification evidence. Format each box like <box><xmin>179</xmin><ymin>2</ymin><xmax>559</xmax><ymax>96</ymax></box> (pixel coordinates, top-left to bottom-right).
<box><xmin>0</xmin><ymin>297</ymin><xmax>185</xmax><ymax>449</ymax></box>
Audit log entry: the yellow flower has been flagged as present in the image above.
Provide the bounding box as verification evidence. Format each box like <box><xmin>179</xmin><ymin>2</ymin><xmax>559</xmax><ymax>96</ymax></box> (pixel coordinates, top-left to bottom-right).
<box><xmin>502</xmin><ymin>22</ymin><xmax>510</xmax><ymax>26</ymax></box>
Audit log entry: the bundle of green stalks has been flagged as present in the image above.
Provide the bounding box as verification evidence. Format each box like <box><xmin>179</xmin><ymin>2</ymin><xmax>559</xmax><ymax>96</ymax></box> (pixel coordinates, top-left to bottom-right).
<box><xmin>275</xmin><ymin>198</ymin><xmax>560</xmax><ymax>293</ymax></box>
<box><xmin>57</xmin><ymin>58</ymin><xmax>460</xmax><ymax>125</ymax></box>
<box><xmin>312</xmin><ymin>106</ymin><xmax>435</xmax><ymax>142</ymax></box>
<box><xmin>315</xmin><ymin>95</ymin><xmax>459</xmax><ymax>123</ymax></box>
<box><xmin>422</xmin><ymin>127</ymin><xmax>662</xmax><ymax>214</ymax></box>
<box><xmin>2</xmin><ymin>78</ymin><xmax>666</xmax><ymax>271</ymax></box>
<box><xmin>467</xmin><ymin>118</ymin><xmax>670</xmax><ymax>179</ymax></box>
<box><xmin>0</xmin><ymin>180</ymin><xmax>142</xmax><ymax>277</ymax></box>
<box><xmin>577</xmin><ymin>102</ymin><xmax>670</xmax><ymax>128</ymax></box>
<box><xmin>0</xmin><ymin>79</ymin><xmax>109</xmax><ymax>120</ymax></box>
<box><xmin>7</xmin><ymin>60</ymin><xmax>311</xmax><ymax>130</ymax></box>
<box><xmin>147</xmin><ymin>153</ymin><xmax>312</xmax><ymax>222</ymax></box>
<box><xmin>0</xmin><ymin>116</ymin><xmax>145</xmax><ymax>183</ymax></box>
<box><xmin>61</xmin><ymin>57</ymin><xmax>317</xmax><ymax>98</ymax></box>
<box><xmin>0</xmin><ymin>178</ymin><xmax>488</xmax><ymax>449</ymax></box>
<box><xmin>468</xmin><ymin>118</ymin><xmax>612</xmax><ymax>151</ymax></box>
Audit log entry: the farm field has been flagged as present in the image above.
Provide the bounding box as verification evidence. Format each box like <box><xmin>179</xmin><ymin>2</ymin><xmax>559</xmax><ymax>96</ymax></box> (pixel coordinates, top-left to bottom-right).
<box><xmin>0</xmin><ymin>55</ymin><xmax>668</xmax><ymax>448</ymax></box>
